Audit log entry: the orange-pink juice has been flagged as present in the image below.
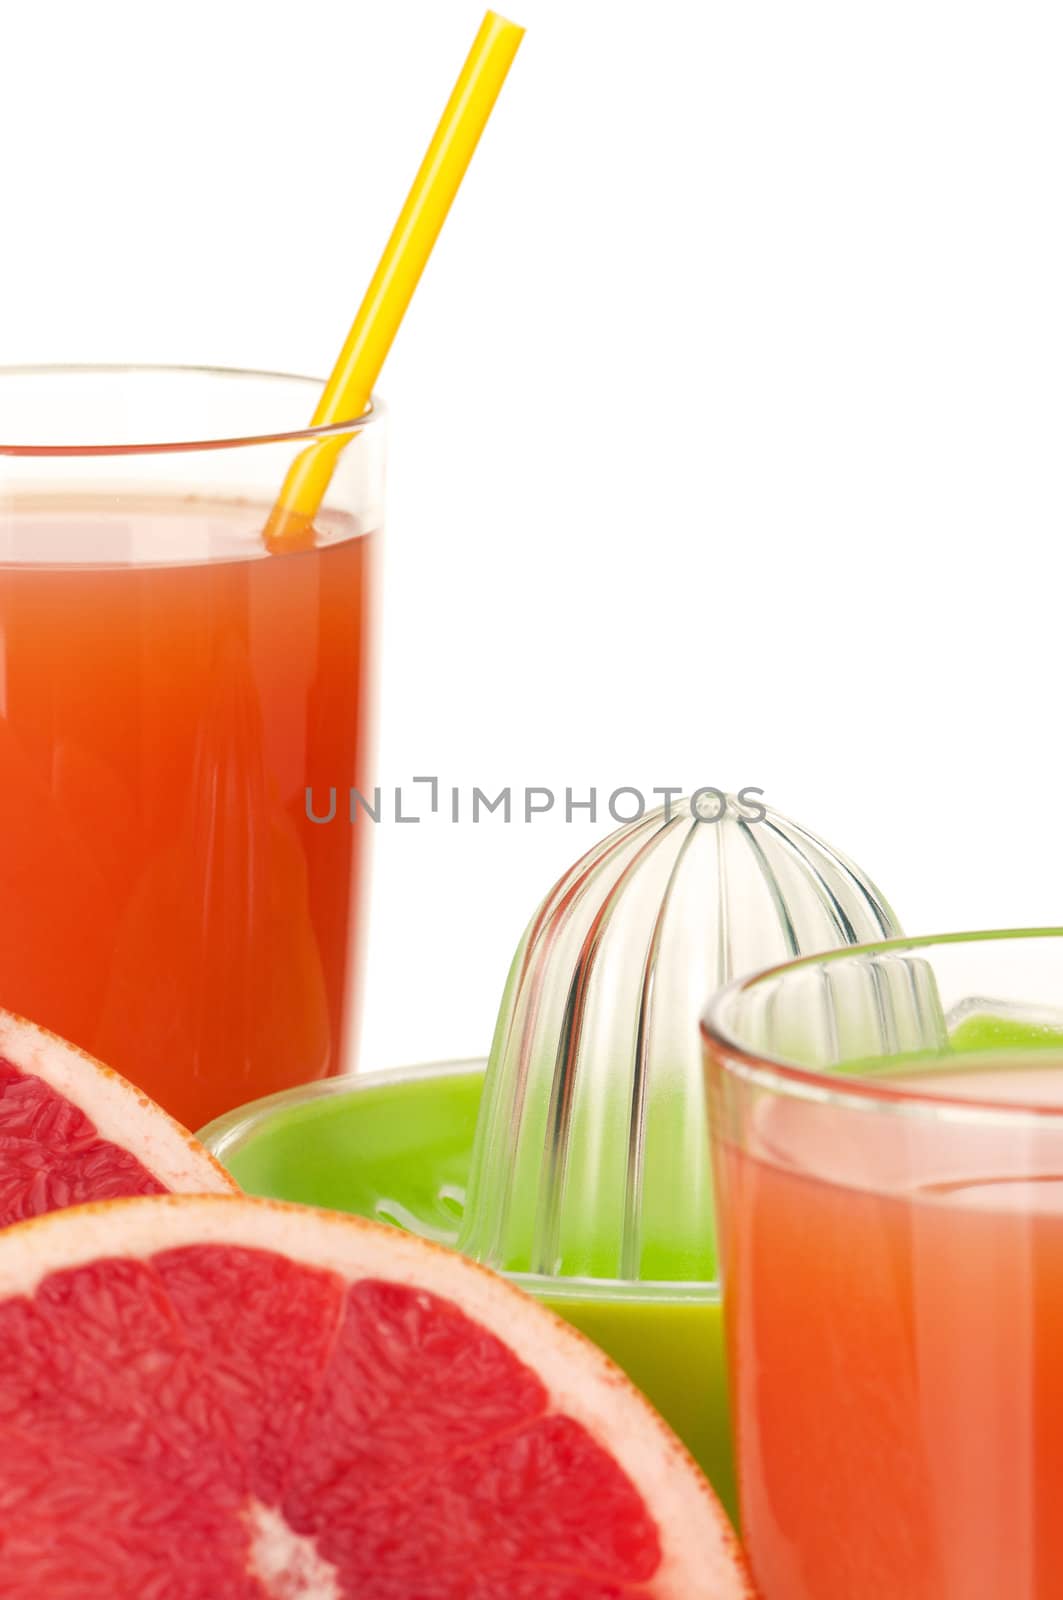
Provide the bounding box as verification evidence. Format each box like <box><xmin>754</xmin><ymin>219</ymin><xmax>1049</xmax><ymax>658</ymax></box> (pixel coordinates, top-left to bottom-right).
<box><xmin>0</xmin><ymin>495</ymin><xmax>376</xmax><ymax>1128</ymax></box>
<box><xmin>718</xmin><ymin>1060</ymin><xmax>1063</xmax><ymax>1599</ymax></box>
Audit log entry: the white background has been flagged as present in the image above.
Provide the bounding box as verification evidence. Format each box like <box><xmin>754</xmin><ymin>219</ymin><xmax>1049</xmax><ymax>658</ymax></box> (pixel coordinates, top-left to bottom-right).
<box><xmin>2</xmin><ymin>0</ymin><xmax>1061</xmax><ymax>1070</ymax></box>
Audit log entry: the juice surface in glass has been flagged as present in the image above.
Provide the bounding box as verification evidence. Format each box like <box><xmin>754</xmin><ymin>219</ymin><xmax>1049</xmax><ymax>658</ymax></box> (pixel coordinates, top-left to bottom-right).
<box><xmin>705</xmin><ymin>932</ymin><xmax>1063</xmax><ymax>1600</ymax></box>
<box><xmin>0</xmin><ymin>490</ymin><xmax>376</xmax><ymax>1128</ymax></box>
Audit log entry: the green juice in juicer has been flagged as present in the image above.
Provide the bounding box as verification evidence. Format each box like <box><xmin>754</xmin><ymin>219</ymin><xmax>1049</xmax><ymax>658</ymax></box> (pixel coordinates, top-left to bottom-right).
<box><xmin>204</xmin><ymin>793</ymin><xmax>902</xmax><ymax>1524</ymax></box>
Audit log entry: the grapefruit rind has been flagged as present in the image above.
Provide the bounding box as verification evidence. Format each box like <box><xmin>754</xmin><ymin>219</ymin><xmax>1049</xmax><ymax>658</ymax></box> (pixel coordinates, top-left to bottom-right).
<box><xmin>0</xmin><ymin>1009</ymin><xmax>236</xmax><ymax>1195</ymax></box>
<box><xmin>0</xmin><ymin>1193</ymin><xmax>753</xmax><ymax>1598</ymax></box>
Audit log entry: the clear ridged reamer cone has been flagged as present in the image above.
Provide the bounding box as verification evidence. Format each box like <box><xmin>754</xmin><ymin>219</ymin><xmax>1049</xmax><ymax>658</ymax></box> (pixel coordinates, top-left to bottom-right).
<box><xmin>458</xmin><ymin>793</ymin><xmax>908</xmax><ymax>1285</ymax></box>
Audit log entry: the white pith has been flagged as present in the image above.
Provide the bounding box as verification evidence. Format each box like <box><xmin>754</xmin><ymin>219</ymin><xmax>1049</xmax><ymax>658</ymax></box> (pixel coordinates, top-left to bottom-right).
<box><xmin>244</xmin><ymin>1501</ymin><xmax>342</xmax><ymax>1600</ymax></box>
<box><xmin>0</xmin><ymin>1194</ymin><xmax>750</xmax><ymax>1599</ymax></box>
<box><xmin>0</xmin><ymin>1009</ymin><xmax>236</xmax><ymax>1193</ymax></box>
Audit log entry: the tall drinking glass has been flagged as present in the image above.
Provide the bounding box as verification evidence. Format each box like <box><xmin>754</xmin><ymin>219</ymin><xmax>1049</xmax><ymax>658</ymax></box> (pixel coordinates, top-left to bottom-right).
<box><xmin>703</xmin><ymin>929</ymin><xmax>1063</xmax><ymax>1600</ymax></box>
<box><xmin>0</xmin><ymin>366</ymin><xmax>382</xmax><ymax>1129</ymax></box>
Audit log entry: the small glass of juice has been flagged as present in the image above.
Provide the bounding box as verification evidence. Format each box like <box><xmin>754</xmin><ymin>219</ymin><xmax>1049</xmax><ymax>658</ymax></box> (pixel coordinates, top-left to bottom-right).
<box><xmin>0</xmin><ymin>366</ymin><xmax>383</xmax><ymax>1128</ymax></box>
<box><xmin>702</xmin><ymin>928</ymin><xmax>1063</xmax><ymax>1600</ymax></box>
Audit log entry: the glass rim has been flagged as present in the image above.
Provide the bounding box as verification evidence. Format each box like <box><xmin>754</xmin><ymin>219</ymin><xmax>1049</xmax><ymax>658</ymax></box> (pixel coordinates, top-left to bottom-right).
<box><xmin>0</xmin><ymin>363</ymin><xmax>383</xmax><ymax>457</ymax></box>
<box><xmin>701</xmin><ymin>926</ymin><xmax>1063</xmax><ymax>1126</ymax></box>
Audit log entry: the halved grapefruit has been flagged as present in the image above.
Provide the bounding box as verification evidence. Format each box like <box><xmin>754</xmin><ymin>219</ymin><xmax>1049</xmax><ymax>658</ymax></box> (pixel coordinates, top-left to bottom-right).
<box><xmin>0</xmin><ymin>1193</ymin><xmax>754</xmax><ymax>1598</ymax></box>
<box><xmin>0</xmin><ymin>1008</ymin><xmax>235</xmax><ymax>1226</ymax></box>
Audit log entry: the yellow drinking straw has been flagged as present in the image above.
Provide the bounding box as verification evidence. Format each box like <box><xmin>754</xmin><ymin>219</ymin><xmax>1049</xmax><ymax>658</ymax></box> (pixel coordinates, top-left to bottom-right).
<box><xmin>266</xmin><ymin>10</ymin><xmax>525</xmax><ymax>550</ymax></box>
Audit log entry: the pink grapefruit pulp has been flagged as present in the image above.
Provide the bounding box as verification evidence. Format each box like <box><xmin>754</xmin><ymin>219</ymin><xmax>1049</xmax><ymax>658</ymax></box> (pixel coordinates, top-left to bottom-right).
<box><xmin>0</xmin><ymin>1194</ymin><xmax>754</xmax><ymax>1598</ymax></box>
<box><xmin>0</xmin><ymin>1009</ymin><xmax>235</xmax><ymax>1224</ymax></box>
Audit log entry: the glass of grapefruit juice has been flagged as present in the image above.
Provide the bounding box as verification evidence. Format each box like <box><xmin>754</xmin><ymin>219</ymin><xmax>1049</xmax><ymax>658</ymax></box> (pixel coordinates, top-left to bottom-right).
<box><xmin>703</xmin><ymin>929</ymin><xmax>1063</xmax><ymax>1599</ymax></box>
<box><xmin>0</xmin><ymin>365</ymin><xmax>382</xmax><ymax>1129</ymax></box>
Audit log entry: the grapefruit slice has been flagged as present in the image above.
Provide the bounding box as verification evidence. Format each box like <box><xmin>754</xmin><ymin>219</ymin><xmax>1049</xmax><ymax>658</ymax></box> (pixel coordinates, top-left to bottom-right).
<box><xmin>0</xmin><ymin>1194</ymin><xmax>754</xmax><ymax>1598</ymax></box>
<box><xmin>0</xmin><ymin>1009</ymin><xmax>235</xmax><ymax>1226</ymax></box>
